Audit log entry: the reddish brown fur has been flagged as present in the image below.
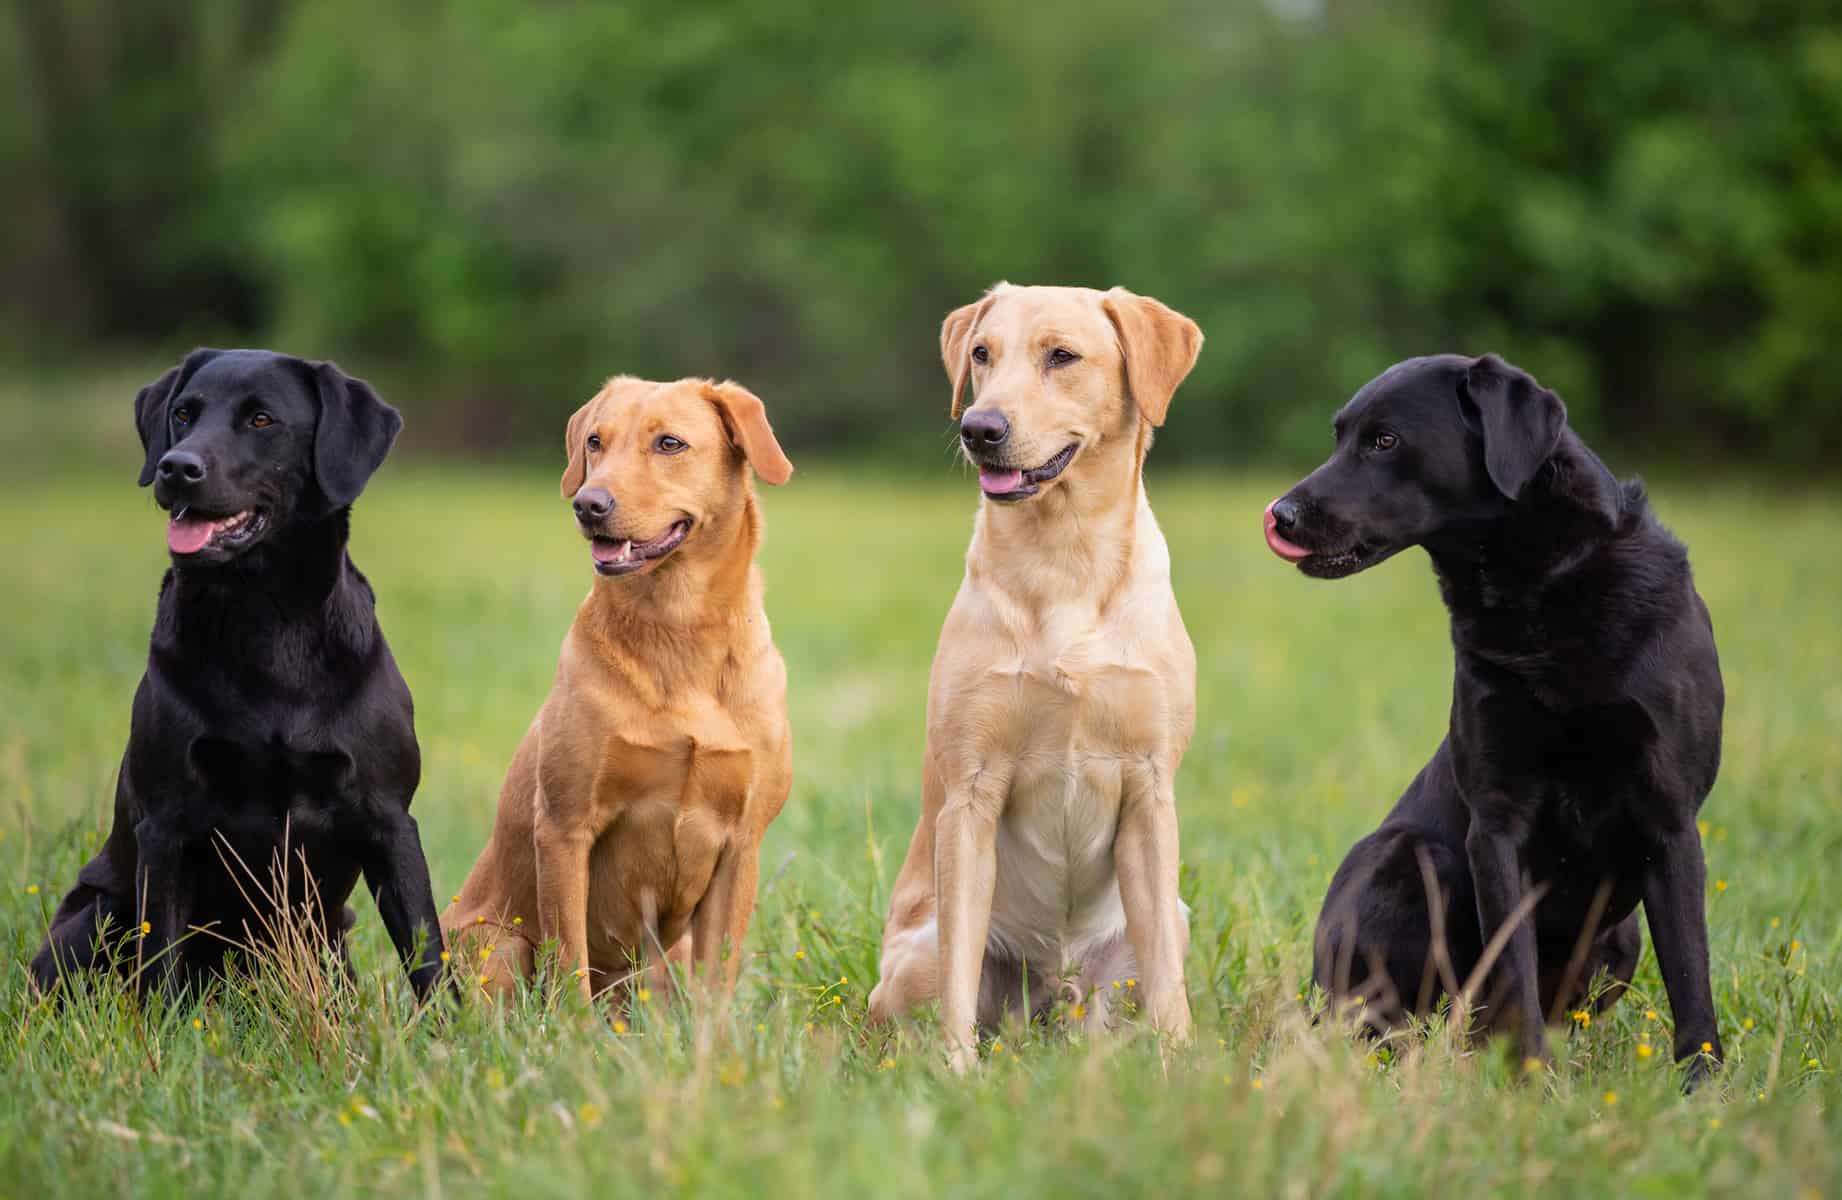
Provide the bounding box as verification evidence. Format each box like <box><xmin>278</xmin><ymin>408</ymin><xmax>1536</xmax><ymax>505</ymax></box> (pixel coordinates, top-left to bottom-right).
<box><xmin>443</xmin><ymin>376</ymin><xmax>793</xmax><ymax>1006</ymax></box>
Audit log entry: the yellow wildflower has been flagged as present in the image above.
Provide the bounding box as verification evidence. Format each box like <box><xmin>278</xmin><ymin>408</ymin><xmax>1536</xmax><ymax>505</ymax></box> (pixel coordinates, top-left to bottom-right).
<box><xmin>1714</xmin><ymin>879</ymin><xmax>1728</xmax><ymax>893</ymax></box>
<box><xmin>612</xmin><ymin>1019</ymin><xmax>628</xmax><ymax>1034</ymax></box>
<box><xmin>578</xmin><ymin>1103</ymin><xmax>603</xmax><ymax>1129</ymax></box>
<box><xmin>1603</xmin><ymin>1091</ymin><xmax>1619</xmax><ymax>1106</ymax></box>
<box><xmin>1636</xmin><ymin>1043</ymin><xmax>1653</xmax><ymax>1060</ymax></box>
<box><xmin>636</xmin><ymin>987</ymin><xmax>651</xmax><ymax>1004</ymax></box>
<box><xmin>1571</xmin><ymin>1010</ymin><xmax>1591</xmax><ymax>1028</ymax></box>
<box><xmin>192</xmin><ymin>1018</ymin><xmax>203</xmax><ymax>1030</ymax></box>
<box><xmin>25</xmin><ymin>884</ymin><xmax>38</xmax><ymax>896</ymax></box>
<box><xmin>1701</xmin><ymin>1041</ymin><xmax>1713</xmax><ymax>1053</ymax></box>
<box><xmin>140</xmin><ymin>921</ymin><xmax>152</xmax><ymax>936</ymax></box>
<box><xmin>439</xmin><ymin>950</ymin><xmax>451</xmax><ymax>963</ymax></box>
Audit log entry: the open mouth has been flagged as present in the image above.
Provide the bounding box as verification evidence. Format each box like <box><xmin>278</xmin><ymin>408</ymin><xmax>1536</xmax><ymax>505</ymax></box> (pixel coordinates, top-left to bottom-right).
<box><xmin>167</xmin><ymin>506</ymin><xmax>266</xmax><ymax>557</ymax></box>
<box><xmin>976</xmin><ymin>442</ymin><xmax>1079</xmax><ymax>502</ymax></box>
<box><xmin>589</xmin><ymin>519</ymin><xmax>691</xmax><ymax>576</ymax></box>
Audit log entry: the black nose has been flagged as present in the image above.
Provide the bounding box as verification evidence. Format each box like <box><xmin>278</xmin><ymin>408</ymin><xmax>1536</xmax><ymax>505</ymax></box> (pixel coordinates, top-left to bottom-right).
<box><xmin>573</xmin><ymin>486</ymin><xmax>614</xmax><ymax>524</ymax></box>
<box><xmin>959</xmin><ymin>409</ymin><xmax>1010</xmax><ymax>450</ymax></box>
<box><xmin>1271</xmin><ymin>496</ymin><xmax>1301</xmax><ymax>534</ymax></box>
<box><xmin>157</xmin><ymin>450</ymin><xmax>207</xmax><ymax>487</ymax></box>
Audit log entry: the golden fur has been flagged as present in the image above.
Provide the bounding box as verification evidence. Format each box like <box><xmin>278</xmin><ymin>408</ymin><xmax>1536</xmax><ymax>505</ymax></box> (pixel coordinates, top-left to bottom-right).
<box><xmin>867</xmin><ymin>283</ymin><xmax>1204</xmax><ymax>1069</ymax></box>
<box><xmin>443</xmin><ymin>376</ymin><xmax>794</xmax><ymax>1003</ymax></box>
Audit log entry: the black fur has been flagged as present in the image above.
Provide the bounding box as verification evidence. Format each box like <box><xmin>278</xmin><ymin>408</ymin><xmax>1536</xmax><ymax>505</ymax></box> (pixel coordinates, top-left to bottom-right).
<box><xmin>31</xmin><ymin>349</ymin><xmax>446</xmax><ymax>1002</ymax></box>
<box><xmin>1273</xmin><ymin>353</ymin><xmax>1724</xmax><ymax>1087</ymax></box>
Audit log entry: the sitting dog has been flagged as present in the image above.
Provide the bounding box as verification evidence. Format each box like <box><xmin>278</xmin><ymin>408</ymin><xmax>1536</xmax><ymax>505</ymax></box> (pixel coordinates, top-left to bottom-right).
<box><xmin>1265</xmin><ymin>353</ymin><xmax>1724</xmax><ymax>1082</ymax></box>
<box><xmin>868</xmin><ymin>284</ymin><xmax>1203</xmax><ymax>1069</ymax></box>
<box><xmin>443</xmin><ymin>376</ymin><xmax>794</xmax><ymax>1002</ymax></box>
<box><xmin>30</xmin><ymin>349</ymin><xmax>445</xmax><ymax>1001</ymax></box>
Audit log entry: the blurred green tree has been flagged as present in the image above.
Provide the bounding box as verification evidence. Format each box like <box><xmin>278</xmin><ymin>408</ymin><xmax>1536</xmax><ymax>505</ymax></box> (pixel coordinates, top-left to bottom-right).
<box><xmin>3</xmin><ymin>0</ymin><xmax>1838</xmax><ymax>464</ymax></box>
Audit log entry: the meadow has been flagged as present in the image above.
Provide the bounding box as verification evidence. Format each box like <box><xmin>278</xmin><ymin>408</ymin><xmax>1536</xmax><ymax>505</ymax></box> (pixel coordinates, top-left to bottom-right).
<box><xmin>2</xmin><ymin>458</ymin><xmax>1838</xmax><ymax>1197</ymax></box>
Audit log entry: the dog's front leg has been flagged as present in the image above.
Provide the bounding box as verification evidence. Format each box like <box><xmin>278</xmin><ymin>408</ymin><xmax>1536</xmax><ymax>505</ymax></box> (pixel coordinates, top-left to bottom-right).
<box><xmin>133</xmin><ymin>815</ymin><xmax>192</xmax><ymax>995</ymax></box>
<box><xmin>362</xmin><ymin>812</ymin><xmax>448</xmax><ymax>1002</ymax></box>
<box><xmin>690</xmin><ymin>840</ymin><xmax>760</xmax><ymax>994</ymax></box>
<box><xmin>533</xmin><ymin>782</ymin><xmax>595</xmax><ymax>1003</ymax></box>
<box><xmin>1116</xmin><ymin>759</ymin><xmax>1192</xmax><ymax>1042</ymax></box>
<box><xmin>936</xmin><ymin>764</ymin><xmax>1009</xmax><ymax>1073</ymax></box>
<box><xmin>1464</xmin><ymin>814</ymin><xmax>1547</xmax><ymax>1064</ymax></box>
<box><xmin>1643</xmin><ymin>827</ymin><xmax>1722</xmax><ymax>1087</ymax></box>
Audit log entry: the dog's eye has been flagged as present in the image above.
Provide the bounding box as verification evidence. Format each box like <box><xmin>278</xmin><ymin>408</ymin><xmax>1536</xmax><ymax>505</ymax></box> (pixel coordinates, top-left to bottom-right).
<box><xmin>1371</xmin><ymin>432</ymin><xmax>1398</xmax><ymax>452</ymax></box>
<box><xmin>654</xmin><ymin>435</ymin><xmax>687</xmax><ymax>454</ymax></box>
<box><xmin>1047</xmin><ymin>347</ymin><xmax>1079</xmax><ymax>367</ymax></box>
<box><xmin>586</xmin><ymin>434</ymin><xmax>602</xmax><ymax>453</ymax></box>
<box><xmin>249</xmin><ymin>412</ymin><xmax>273</xmax><ymax>429</ymax></box>
<box><xmin>970</xmin><ymin>345</ymin><xmax>989</xmax><ymax>365</ymax></box>
<box><xmin>172</xmin><ymin>406</ymin><xmax>193</xmax><ymax>426</ymax></box>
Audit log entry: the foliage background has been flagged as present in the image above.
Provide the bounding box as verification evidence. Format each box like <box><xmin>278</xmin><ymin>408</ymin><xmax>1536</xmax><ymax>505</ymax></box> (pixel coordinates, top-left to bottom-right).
<box><xmin>4</xmin><ymin>0</ymin><xmax>1841</xmax><ymax>465</ymax></box>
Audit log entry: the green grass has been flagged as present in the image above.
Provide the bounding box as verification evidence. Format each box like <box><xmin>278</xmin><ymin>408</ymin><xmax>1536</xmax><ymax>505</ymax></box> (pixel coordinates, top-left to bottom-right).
<box><xmin>3</xmin><ymin>462</ymin><xmax>1839</xmax><ymax>1197</ymax></box>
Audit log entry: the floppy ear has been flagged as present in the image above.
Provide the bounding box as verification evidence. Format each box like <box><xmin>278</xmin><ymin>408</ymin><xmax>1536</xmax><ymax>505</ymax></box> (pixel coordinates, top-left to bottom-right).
<box><xmin>1100</xmin><ymin>288</ymin><xmax>1203</xmax><ymax>427</ymax></box>
<box><xmin>559</xmin><ymin>396</ymin><xmax>596</xmax><ymax>498</ymax></box>
<box><xmin>705</xmin><ymin>380</ymin><xmax>793</xmax><ymax>485</ymax></box>
<box><xmin>1459</xmin><ymin>353</ymin><xmax>1566</xmax><ymax>500</ymax></box>
<box><xmin>940</xmin><ymin>289</ymin><xmax>1001</xmax><ymax>419</ymax></box>
<box><xmin>134</xmin><ymin>348</ymin><xmax>222</xmax><ymax>486</ymax></box>
<box><xmin>311</xmin><ymin>360</ymin><xmax>403</xmax><ymax>508</ymax></box>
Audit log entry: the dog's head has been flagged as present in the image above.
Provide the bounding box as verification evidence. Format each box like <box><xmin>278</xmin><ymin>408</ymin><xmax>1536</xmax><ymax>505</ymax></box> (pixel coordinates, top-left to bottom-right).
<box><xmin>134</xmin><ymin>349</ymin><xmax>402</xmax><ymax>565</ymax></box>
<box><xmin>1264</xmin><ymin>353</ymin><xmax>1611</xmax><ymax>578</ymax></box>
<box><xmin>559</xmin><ymin>376</ymin><xmax>793</xmax><ymax>578</ymax></box>
<box><xmin>941</xmin><ymin>283</ymin><xmax>1201</xmax><ymax>503</ymax></box>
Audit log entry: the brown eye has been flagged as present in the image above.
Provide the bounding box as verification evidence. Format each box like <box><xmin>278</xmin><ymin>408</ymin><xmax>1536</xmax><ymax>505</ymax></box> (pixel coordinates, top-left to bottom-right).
<box><xmin>1047</xmin><ymin>347</ymin><xmax>1079</xmax><ymax>367</ymax></box>
<box><xmin>970</xmin><ymin>345</ymin><xmax>989</xmax><ymax>365</ymax></box>
<box><xmin>250</xmin><ymin>412</ymin><xmax>273</xmax><ymax>429</ymax></box>
<box><xmin>586</xmin><ymin>434</ymin><xmax>601</xmax><ymax>452</ymax></box>
<box><xmin>172</xmin><ymin>406</ymin><xmax>193</xmax><ymax>425</ymax></box>
<box><xmin>1371</xmin><ymin>432</ymin><xmax>1398</xmax><ymax>452</ymax></box>
<box><xmin>654</xmin><ymin>434</ymin><xmax>686</xmax><ymax>454</ymax></box>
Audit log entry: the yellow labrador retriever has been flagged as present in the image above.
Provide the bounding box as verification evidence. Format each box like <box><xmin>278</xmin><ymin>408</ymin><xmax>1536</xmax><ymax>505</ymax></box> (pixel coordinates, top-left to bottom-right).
<box><xmin>443</xmin><ymin>376</ymin><xmax>793</xmax><ymax>1003</ymax></box>
<box><xmin>867</xmin><ymin>283</ymin><xmax>1202</xmax><ymax>1067</ymax></box>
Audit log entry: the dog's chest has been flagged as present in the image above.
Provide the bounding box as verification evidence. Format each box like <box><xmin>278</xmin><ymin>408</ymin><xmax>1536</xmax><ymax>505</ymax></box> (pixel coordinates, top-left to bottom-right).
<box><xmin>579</xmin><ymin>702</ymin><xmax>758</xmax><ymax>954</ymax></box>
<box><xmin>182</xmin><ymin>734</ymin><xmax>359</xmax><ymax>842</ymax></box>
<box><xmin>978</xmin><ymin>631</ymin><xmax>1171</xmax><ymax>951</ymax></box>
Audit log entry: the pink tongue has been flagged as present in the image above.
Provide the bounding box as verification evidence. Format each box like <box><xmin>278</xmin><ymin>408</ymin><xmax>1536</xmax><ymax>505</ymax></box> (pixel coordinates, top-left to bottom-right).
<box><xmin>592</xmin><ymin>539</ymin><xmax>631</xmax><ymax>565</ymax></box>
<box><xmin>979</xmin><ymin>468</ymin><xmax>1025</xmax><ymax>495</ymax></box>
<box><xmin>168</xmin><ymin>515</ymin><xmax>216</xmax><ymax>555</ymax></box>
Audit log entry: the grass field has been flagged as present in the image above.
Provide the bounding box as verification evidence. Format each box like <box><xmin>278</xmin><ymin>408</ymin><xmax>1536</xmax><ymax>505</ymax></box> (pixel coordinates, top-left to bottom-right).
<box><xmin>3</xmin><ymin>460</ymin><xmax>1839</xmax><ymax>1197</ymax></box>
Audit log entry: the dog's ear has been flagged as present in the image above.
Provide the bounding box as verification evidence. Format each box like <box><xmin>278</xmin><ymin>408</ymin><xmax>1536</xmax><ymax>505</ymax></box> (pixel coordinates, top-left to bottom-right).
<box><xmin>1101</xmin><ymin>288</ymin><xmax>1203</xmax><ymax>427</ymax></box>
<box><xmin>1459</xmin><ymin>353</ymin><xmax>1566</xmax><ymax>500</ymax></box>
<box><xmin>134</xmin><ymin>348</ymin><xmax>222</xmax><ymax>486</ymax></box>
<box><xmin>705</xmin><ymin>380</ymin><xmax>793</xmax><ymax>485</ymax></box>
<box><xmin>560</xmin><ymin>394</ymin><xmax>598</xmax><ymax>498</ymax></box>
<box><xmin>311</xmin><ymin>360</ymin><xmax>403</xmax><ymax>508</ymax></box>
<box><xmin>941</xmin><ymin>288</ymin><xmax>1002</xmax><ymax>419</ymax></box>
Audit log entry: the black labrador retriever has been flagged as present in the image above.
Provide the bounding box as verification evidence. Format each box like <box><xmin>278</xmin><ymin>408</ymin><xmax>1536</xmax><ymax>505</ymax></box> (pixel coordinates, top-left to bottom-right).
<box><xmin>1264</xmin><ymin>353</ymin><xmax>1723</xmax><ymax>1084</ymax></box>
<box><xmin>30</xmin><ymin>348</ymin><xmax>445</xmax><ymax>1002</ymax></box>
